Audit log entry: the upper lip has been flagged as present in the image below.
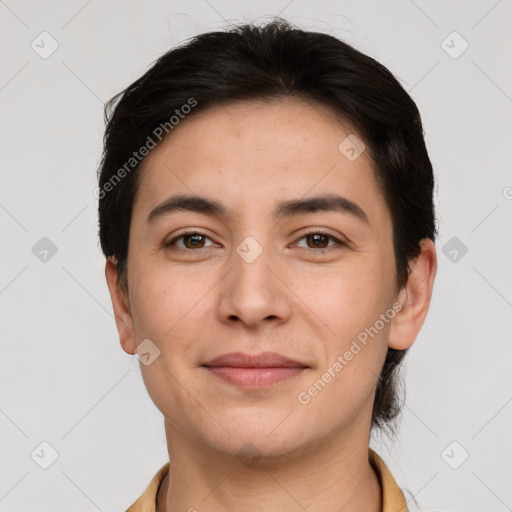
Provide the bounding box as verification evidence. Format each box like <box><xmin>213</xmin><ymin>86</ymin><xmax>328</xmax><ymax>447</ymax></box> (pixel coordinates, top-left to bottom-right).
<box><xmin>203</xmin><ymin>352</ymin><xmax>308</xmax><ymax>368</ymax></box>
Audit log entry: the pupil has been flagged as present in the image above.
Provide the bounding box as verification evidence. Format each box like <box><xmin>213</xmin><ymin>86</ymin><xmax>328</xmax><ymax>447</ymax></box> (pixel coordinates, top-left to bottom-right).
<box><xmin>186</xmin><ymin>235</ymin><xmax>204</xmax><ymax>248</ymax></box>
<box><xmin>309</xmin><ymin>234</ymin><xmax>327</xmax><ymax>248</ymax></box>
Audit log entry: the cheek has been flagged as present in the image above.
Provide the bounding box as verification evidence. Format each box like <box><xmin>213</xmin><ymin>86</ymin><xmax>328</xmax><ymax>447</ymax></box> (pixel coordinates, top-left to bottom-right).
<box><xmin>128</xmin><ymin>261</ymin><xmax>212</xmax><ymax>345</ymax></box>
<box><xmin>297</xmin><ymin>258</ymin><xmax>392</xmax><ymax>340</ymax></box>
<box><xmin>128</xmin><ymin>266</ymin><xmax>213</xmax><ymax>420</ymax></box>
<box><xmin>297</xmin><ymin>271</ymin><xmax>392</xmax><ymax>425</ymax></box>
<box><xmin>296</xmin><ymin>256</ymin><xmax>393</xmax><ymax>407</ymax></box>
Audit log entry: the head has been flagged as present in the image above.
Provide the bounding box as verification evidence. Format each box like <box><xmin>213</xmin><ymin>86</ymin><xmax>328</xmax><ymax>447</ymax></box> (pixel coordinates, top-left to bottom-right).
<box><xmin>99</xmin><ymin>20</ymin><xmax>436</xmax><ymax>457</ymax></box>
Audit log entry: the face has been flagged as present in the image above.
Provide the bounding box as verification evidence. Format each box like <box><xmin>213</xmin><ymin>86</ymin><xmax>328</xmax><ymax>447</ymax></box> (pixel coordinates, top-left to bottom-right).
<box><xmin>113</xmin><ymin>98</ymin><xmax>403</xmax><ymax>460</ymax></box>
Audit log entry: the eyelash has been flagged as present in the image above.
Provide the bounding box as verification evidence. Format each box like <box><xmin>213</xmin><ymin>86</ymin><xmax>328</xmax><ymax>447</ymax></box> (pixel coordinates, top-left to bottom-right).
<box><xmin>165</xmin><ymin>230</ymin><xmax>346</xmax><ymax>252</ymax></box>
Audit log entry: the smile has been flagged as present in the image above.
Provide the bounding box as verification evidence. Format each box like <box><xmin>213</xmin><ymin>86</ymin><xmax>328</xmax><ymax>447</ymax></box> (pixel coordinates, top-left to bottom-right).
<box><xmin>202</xmin><ymin>352</ymin><xmax>309</xmax><ymax>389</ymax></box>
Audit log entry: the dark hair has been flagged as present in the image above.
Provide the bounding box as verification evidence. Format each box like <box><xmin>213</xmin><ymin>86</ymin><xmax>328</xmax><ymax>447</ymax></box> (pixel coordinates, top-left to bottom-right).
<box><xmin>98</xmin><ymin>19</ymin><xmax>436</xmax><ymax>433</ymax></box>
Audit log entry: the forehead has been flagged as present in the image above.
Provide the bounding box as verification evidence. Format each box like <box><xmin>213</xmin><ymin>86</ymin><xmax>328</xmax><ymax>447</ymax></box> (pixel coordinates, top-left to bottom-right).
<box><xmin>133</xmin><ymin>98</ymin><xmax>389</xmax><ymax>227</ymax></box>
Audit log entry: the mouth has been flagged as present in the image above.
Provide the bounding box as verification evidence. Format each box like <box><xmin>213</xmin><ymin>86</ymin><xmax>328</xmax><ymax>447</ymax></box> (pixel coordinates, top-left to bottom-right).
<box><xmin>202</xmin><ymin>352</ymin><xmax>309</xmax><ymax>389</ymax></box>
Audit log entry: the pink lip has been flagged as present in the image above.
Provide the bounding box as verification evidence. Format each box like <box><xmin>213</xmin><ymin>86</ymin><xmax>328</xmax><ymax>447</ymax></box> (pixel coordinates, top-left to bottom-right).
<box><xmin>203</xmin><ymin>352</ymin><xmax>309</xmax><ymax>389</ymax></box>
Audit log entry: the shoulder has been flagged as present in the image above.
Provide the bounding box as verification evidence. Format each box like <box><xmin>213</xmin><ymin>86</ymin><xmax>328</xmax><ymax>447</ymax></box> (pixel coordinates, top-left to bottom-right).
<box><xmin>125</xmin><ymin>462</ymin><xmax>170</xmax><ymax>512</ymax></box>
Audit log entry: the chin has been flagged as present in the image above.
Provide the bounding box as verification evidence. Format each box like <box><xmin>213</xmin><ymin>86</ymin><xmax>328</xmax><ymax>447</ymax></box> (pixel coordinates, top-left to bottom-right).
<box><xmin>197</xmin><ymin>407</ymin><xmax>316</xmax><ymax>462</ymax></box>
<box><xmin>210</xmin><ymin>432</ymin><xmax>306</xmax><ymax>465</ymax></box>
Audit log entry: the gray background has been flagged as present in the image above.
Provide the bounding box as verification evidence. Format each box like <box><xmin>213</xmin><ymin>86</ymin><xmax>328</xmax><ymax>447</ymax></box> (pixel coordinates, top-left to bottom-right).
<box><xmin>1</xmin><ymin>0</ymin><xmax>511</xmax><ymax>510</ymax></box>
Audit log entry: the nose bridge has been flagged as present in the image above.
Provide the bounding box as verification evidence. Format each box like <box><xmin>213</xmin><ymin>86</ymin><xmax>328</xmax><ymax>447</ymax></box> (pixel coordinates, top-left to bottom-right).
<box><xmin>217</xmin><ymin>234</ymin><xmax>291</xmax><ymax>326</ymax></box>
<box><xmin>235</xmin><ymin>240</ymin><xmax>272</xmax><ymax>293</ymax></box>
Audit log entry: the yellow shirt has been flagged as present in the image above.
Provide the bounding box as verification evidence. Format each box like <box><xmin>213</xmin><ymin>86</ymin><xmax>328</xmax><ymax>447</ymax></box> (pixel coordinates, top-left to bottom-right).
<box><xmin>126</xmin><ymin>449</ymin><xmax>407</xmax><ymax>512</ymax></box>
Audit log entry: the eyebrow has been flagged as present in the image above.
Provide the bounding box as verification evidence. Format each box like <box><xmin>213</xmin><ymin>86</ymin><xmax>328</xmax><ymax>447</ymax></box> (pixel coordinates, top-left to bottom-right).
<box><xmin>147</xmin><ymin>193</ymin><xmax>369</xmax><ymax>225</ymax></box>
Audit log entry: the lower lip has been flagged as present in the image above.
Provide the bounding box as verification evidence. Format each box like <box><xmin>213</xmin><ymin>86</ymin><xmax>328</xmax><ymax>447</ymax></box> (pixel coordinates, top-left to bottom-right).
<box><xmin>205</xmin><ymin>366</ymin><xmax>307</xmax><ymax>388</ymax></box>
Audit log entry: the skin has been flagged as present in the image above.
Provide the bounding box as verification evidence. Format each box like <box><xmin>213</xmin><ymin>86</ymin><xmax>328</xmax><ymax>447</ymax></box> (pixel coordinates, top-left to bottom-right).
<box><xmin>105</xmin><ymin>97</ymin><xmax>437</xmax><ymax>512</ymax></box>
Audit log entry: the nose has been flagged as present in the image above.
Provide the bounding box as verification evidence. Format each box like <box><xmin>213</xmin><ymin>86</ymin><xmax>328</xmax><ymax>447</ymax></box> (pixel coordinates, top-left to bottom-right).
<box><xmin>216</xmin><ymin>240</ymin><xmax>292</xmax><ymax>329</ymax></box>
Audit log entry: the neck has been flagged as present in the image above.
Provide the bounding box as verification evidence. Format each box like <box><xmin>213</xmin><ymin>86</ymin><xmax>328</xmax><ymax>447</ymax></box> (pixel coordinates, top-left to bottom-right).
<box><xmin>156</xmin><ymin>423</ymin><xmax>381</xmax><ymax>512</ymax></box>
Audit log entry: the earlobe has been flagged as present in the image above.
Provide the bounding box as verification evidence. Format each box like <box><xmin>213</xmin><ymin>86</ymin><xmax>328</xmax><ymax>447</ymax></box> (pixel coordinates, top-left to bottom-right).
<box><xmin>388</xmin><ymin>239</ymin><xmax>437</xmax><ymax>351</ymax></box>
<box><xmin>105</xmin><ymin>257</ymin><xmax>137</xmax><ymax>355</ymax></box>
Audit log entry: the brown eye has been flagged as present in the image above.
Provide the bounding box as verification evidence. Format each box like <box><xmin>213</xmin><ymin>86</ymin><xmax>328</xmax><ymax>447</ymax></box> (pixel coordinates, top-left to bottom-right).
<box><xmin>183</xmin><ymin>234</ymin><xmax>206</xmax><ymax>249</ymax></box>
<box><xmin>295</xmin><ymin>232</ymin><xmax>344</xmax><ymax>250</ymax></box>
<box><xmin>306</xmin><ymin>233</ymin><xmax>329</xmax><ymax>248</ymax></box>
<box><xmin>166</xmin><ymin>232</ymin><xmax>215</xmax><ymax>250</ymax></box>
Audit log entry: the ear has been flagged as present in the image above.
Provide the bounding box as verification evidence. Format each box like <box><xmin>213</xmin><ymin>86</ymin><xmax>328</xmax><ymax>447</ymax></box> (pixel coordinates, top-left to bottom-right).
<box><xmin>105</xmin><ymin>257</ymin><xmax>137</xmax><ymax>355</ymax></box>
<box><xmin>388</xmin><ymin>238</ymin><xmax>437</xmax><ymax>350</ymax></box>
